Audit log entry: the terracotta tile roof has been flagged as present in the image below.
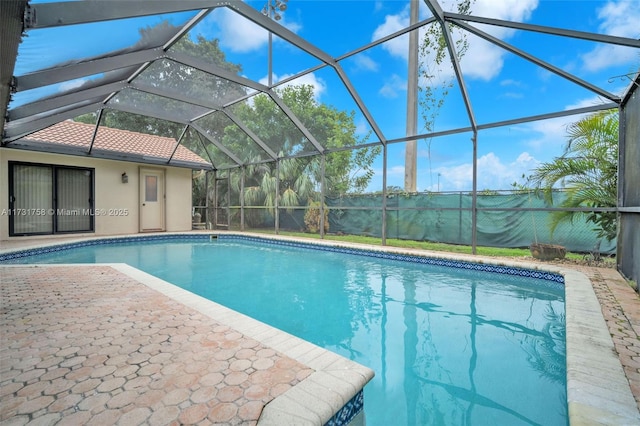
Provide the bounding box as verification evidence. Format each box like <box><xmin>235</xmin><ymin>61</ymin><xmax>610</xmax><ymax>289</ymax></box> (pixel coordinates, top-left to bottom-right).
<box><xmin>22</xmin><ymin>120</ymin><xmax>210</xmax><ymax>167</ymax></box>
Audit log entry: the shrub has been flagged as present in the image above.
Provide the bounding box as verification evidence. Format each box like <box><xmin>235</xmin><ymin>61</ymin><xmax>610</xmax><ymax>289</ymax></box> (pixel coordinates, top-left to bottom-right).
<box><xmin>304</xmin><ymin>201</ymin><xmax>329</xmax><ymax>233</ymax></box>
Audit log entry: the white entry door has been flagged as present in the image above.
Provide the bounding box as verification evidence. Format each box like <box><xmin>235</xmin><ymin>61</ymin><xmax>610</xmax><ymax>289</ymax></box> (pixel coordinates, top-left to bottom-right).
<box><xmin>140</xmin><ymin>168</ymin><xmax>165</xmax><ymax>232</ymax></box>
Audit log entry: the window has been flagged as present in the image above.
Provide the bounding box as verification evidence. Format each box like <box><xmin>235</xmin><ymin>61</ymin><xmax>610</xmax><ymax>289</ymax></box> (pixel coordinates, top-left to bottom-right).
<box><xmin>145</xmin><ymin>175</ymin><xmax>158</xmax><ymax>202</ymax></box>
<box><xmin>8</xmin><ymin>162</ymin><xmax>94</xmax><ymax>236</ymax></box>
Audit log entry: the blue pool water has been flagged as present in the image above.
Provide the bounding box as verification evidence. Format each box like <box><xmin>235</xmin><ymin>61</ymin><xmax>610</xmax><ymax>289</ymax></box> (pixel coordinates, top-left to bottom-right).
<box><xmin>3</xmin><ymin>236</ymin><xmax>567</xmax><ymax>425</ymax></box>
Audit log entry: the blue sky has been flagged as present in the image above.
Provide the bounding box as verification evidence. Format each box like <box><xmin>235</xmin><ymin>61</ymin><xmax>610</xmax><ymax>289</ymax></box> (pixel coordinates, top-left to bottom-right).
<box><xmin>16</xmin><ymin>0</ymin><xmax>640</xmax><ymax>193</ymax></box>
<box><xmin>200</xmin><ymin>0</ymin><xmax>639</xmax><ymax>192</ymax></box>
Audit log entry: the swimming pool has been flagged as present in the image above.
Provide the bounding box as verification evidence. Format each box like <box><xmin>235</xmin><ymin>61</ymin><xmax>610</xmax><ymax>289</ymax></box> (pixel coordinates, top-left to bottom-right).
<box><xmin>2</xmin><ymin>234</ymin><xmax>567</xmax><ymax>425</ymax></box>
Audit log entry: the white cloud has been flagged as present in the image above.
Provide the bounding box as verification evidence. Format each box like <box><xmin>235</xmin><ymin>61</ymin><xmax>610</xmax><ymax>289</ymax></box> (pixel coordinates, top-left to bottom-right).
<box><xmin>454</xmin><ymin>0</ymin><xmax>538</xmax><ymax>81</ymax></box>
<box><xmin>580</xmin><ymin>0</ymin><xmax>640</xmax><ymax>72</ymax></box>
<box><xmin>598</xmin><ymin>0</ymin><xmax>640</xmax><ymax>37</ymax></box>
<box><xmin>519</xmin><ymin>95</ymin><xmax>615</xmax><ymax>151</ymax></box>
<box><xmin>263</xmin><ymin>72</ymin><xmax>327</xmax><ymax>101</ymax></box>
<box><xmin>387</xmin><ymin>165</ymin><xmax>405</xmax><ymax>179</ymax></box>
<box><xmin>59</xmin><ymin>79</ymin><xmax>87</xmax><ymax>92</ymax></box>
<box><xmin>371</xmin><ymin>0</ymin><xmax>539</xmax><ymax>85</ymax></box>
<box><xmin>371</xmin><ymin>150</ymin><xmax>542</xmax><ymax>192</ymax></box>
<box><xmin>372</xmin><ymin>7</ymin><xmax>411</xmax><ymax>59</ymax></box>
<box><xmin>379</xmin><ymin>74</ymin><xmax>407</xmax><ymax>98</ymax></box>
<box><xmin>352</xmin><ymin>54</ymin><xmax>380</xmax><ymax>72</ymax></box>
<box><xmin>518</xmin><ymin>119</ymin><xmax>568</xmax><ymax>151</ymax></box>
<box><xmin>581</xmin><ymin>45</ymin><xmax>639</xmax><ymax>74</ymax></box>
<box><xmin>355</xmin><ymin>119</ymin><xmax>370</xmax><ymax>136</ymax></box>
<box><xmin>426</xmin><ymin>151</ymin><xmax>540</xmax><ymax>191</ymax></box>
<box><xmin>502</xmin><ymin>92</ymin><xmax>524</xmax><ymax>99</ymax></box>
<box><xmin>500</xmin><ymin>79</ymin><xmax>525</xmax><ymax>88</ymax></box>
<box><xmin>211</xmin><ymin>9</ymin><xmax>267</xmax><ymax>53</ymax></box>
<box><xmin>206</xmin><ymin>8</ymin><xmax>302</xmax><ymax>53</ymax></box>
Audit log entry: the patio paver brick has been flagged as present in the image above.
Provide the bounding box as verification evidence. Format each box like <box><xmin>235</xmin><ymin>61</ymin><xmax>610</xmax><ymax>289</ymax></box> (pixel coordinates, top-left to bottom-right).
<box><xmin>0</xmin><ymin>266</ymin><xmax>314</xmax><ymax>425</ymax></box>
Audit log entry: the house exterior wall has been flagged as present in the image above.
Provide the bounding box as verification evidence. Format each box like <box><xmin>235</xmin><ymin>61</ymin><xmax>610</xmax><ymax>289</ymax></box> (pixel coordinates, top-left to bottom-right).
<box><xmin>0</xmin><ymin>148</ymin><xmax>193</xmax><ymax>242</ymax></box>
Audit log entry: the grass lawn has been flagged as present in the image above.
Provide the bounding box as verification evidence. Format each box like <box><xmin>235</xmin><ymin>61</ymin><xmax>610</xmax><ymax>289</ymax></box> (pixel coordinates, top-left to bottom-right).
<box><xmin>244</xmin><ymin>229</ymin><xmax>599</xmax><ymax>262</ymax></box>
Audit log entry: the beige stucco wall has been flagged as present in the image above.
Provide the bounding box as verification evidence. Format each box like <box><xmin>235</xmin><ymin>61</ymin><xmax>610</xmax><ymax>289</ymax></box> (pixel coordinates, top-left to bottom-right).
<box><xmin>0</xmin><ymin>148</ymin><xmax>193</xmax><ymax>242</ymax></box>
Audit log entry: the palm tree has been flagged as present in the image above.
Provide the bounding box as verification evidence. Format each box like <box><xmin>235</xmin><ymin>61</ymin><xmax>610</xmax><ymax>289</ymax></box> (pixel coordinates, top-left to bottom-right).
<box><xmin>226</xmin><ymin>155</ymin><xmax>317</xmax><ymax>228</ymax></box>
<box><xmin>529</xmin><ymin>109</ymin><xmax>618</xmax><ymax>241</ymax></box>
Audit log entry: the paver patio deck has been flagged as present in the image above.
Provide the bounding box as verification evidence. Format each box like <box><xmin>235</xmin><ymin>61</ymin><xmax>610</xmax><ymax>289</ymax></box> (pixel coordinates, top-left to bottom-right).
<box><xmin>0</xmin><ymin>265</ymin><xmax>314</xmax><ymax>425</ymax></box>
<box><xmin>0</xmin><ymin>234</ymin><xmax>639</xmax><ymax>425</ymax></box>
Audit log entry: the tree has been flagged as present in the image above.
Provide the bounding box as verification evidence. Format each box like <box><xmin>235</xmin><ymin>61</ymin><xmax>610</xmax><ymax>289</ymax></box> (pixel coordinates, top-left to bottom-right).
<box><xmin>224</xmin><ymin>84</ymin><xmax>380</xmax><ymax>226</ymax></box>
<box><xmin>529</xmin><ymin>109</ymin><xmax>619</xmax><ymax>241</ymax></box>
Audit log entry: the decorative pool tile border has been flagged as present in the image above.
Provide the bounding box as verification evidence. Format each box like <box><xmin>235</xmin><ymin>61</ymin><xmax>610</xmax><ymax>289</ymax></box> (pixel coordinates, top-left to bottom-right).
<box><xmin>220</xmin><ymin>234</ymin><xmax>565</xmax><ymax>286</ymax></box>
<box><xmin>325</xmin><ymin>390</ymin><xmax>364</xmax><ymax>426</ymax></box>
<box><xmin>0</xmin><ymin>232</ymin><xmax>564</xmax><ymax>289</ymax></box>
<box><xmin>0</xmin><ymin>233</ymin><xmax>210</xmax><ymax>262</ymax></box>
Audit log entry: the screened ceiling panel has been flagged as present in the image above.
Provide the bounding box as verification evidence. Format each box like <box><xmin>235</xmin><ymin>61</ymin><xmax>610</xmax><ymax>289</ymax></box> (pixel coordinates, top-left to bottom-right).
<box><xmin>194</xmin><ymin>110</ymin><xmax>274</xmax><ymax>164</ymax></box>
<box><xmin>100</xmin><ymin>109</ymin><xmax>186</xmax><ymax>141</ymax></box>
<box><xmin>13</xmin><ymin>10</ymin><xmax>200</xmax><ymax>76</ymax></box>
<box><xmin>134</xmin><ymin>59</ymin><xmax>250</xmax><ymax>108</ymax></box>
<box><xmin>183</xmin><ymin>6</ymin><xmax>326</xmax><ymax>85</ymax></box>
<box><xmin>10</xmin><ymin>97</ymin><xmax>108</xmax><ymax>126</ymax></box>
<box><xmin>202</xmin><ymin>141</ymin><xmax>243</xmax><ymax>170</ymax></box>
<box><xmin>226</xmin><ymin>95</ymin><xmax>318</xmax><ymax>157</ymax></box>
<box><xmin>9</xmin><ymin>66</ymin><xmax>138</xmax><ymax>111</ymax></box>
<box><xmin>179</xmin><ymin>7</ymin><xmax>268</xmax><ymax>83</ymax></box>
<box><xmin>108</xmin><ymin>88</ymin><xmax>212</xmax><ymax>123</ymax></box>
<box><xmin>288</xmin><ymin>65</ymin><xmax>383</xmax><ymax>146</ymax></box>
<box><xmin>180</xmin><ymin>127</ymin><xmax>216</xmax><ymax>166</ymax></box>
<box><xmin>268</xmin><ymin>33</ymin><xmax>328</xmax><ymax>86</ymax></box>
<box><xmin>485</xmin><ymin>28</ymin><xmax>638</xmax><ymax>99</ymax></box>
<box><xmin>1</xmin><ymin>0</ymin><xmax>638</xmax><ymax>171</ymax></box>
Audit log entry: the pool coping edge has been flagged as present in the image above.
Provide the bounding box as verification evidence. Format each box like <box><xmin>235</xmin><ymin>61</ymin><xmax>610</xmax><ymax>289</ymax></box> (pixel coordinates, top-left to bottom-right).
<box><xmin>108</xmin><ymin>263</ymin><xmax>374</xmax><ymax>425</ymax></box>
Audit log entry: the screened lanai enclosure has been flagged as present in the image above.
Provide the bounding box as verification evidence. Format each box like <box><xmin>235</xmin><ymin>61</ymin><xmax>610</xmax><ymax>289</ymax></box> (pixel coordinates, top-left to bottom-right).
<box><xmin>1</xmin><ymin>0</ymin><xmax>639</xmax><ymax>284</ymax></box>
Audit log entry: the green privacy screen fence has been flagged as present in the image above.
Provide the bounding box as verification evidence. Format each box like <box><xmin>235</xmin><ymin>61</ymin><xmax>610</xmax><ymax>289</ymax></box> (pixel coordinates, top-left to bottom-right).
<box><xmin>271</xmin><ymin>191</ymin><xmax>616</xmax><ymax>254</ymax></box>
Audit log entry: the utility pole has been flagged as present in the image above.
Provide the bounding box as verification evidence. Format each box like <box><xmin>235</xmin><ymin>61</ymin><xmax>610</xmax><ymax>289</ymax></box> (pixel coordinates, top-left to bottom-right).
<box><xmin>404</xmin><ymin>0</ymin><xmax>419</xmax><ymax>192</ymax></box>
<box><xmin>262</xmin><ymin>0</ymin><xmax>288</xmax><ymax>86</ymax></box>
